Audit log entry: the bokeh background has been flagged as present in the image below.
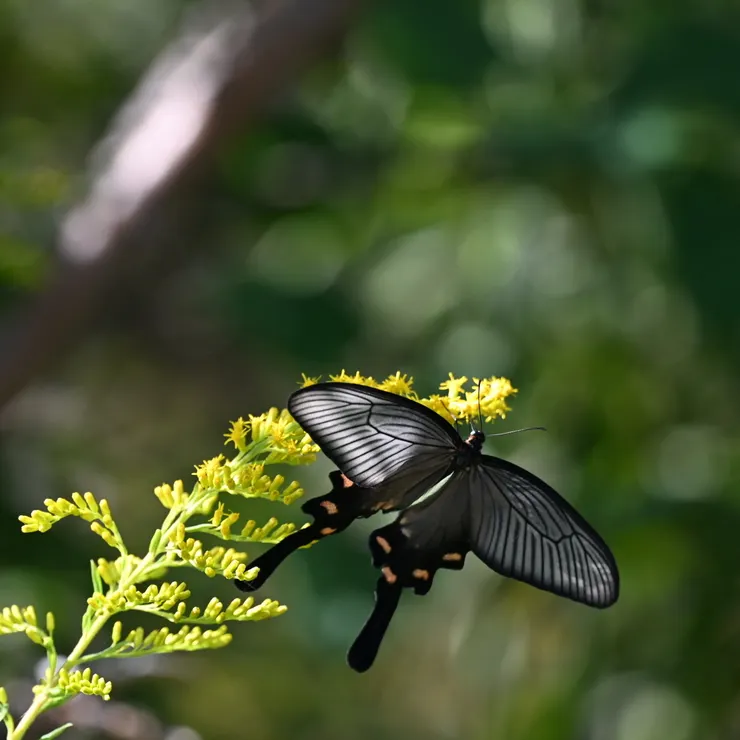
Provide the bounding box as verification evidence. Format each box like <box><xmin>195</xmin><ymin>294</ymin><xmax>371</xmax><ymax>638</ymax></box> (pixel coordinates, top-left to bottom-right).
<box><xmin>2</xmin><ymin>0</ymin><xmax>740</xmax><ymax>738</ymax></box>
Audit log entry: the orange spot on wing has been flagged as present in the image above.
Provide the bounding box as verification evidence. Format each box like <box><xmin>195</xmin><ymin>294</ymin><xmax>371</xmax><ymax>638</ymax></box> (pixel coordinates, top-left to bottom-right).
<box><xmin>320</xmin><ymin>527</ymin><xmax>337</xmax><ymax>536</ymax></box>
<box><xmin>382</xmin><ymin>566</ymin><xmax>397</xmax><ymax>584</ymax></box>
<box><xmin>320</xmin><ymin>500</ymin><xmax>338</xmax><ymax>515</ymax></box>
<box><xmin>442</xmin><ymin>553</ymin><xmax>462</xmax><ymax>562</ymax></box>
<box><xmin>412</xmin><ymin>569</ymin><xmax>430</xmax><ymax>581</ymax></box>
<box><xmin>375</xmin><ymin>536</ymin><xmax>392</xmax><ymax>554</ymax></box>
<box><xmin>340</xmin><ymin>473</ymin><xmax>354</xmax><ymax>488</ymax></box>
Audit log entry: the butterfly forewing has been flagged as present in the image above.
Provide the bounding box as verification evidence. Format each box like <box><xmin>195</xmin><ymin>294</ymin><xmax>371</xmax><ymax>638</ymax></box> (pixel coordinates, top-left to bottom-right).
<box><xmin>288</xmin><ymin>383</ymin><xmax>461</xmax><ymax>491</ymax></box>
<box><xmin>468</xmin><ymin>457</ymin><xmax>619</xmax><ymax>608</ymax></box>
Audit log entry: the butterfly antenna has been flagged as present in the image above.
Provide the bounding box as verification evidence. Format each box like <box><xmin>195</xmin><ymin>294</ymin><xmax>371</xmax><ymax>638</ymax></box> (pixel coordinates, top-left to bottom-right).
<box><xmin>487</xmin><ymin>426</ymin><xmax>547</xmax><ymax>438</ymax></box>
<box><xmin>440</xmin><ymin>400</ymin><xmax>459</xmax><ymax>432</ymax></box>
<box><xmin>476</xmin><ymin>378</ymin><xmax>483</xmax><ymax>433</ymax></box>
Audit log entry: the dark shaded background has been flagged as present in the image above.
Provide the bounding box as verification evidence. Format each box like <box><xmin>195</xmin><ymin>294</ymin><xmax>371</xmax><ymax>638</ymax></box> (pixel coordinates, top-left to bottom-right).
<box><xmin>1</xmin><ymin>0</ymin><xmax>740</xmax><ymax>738</ymax></box>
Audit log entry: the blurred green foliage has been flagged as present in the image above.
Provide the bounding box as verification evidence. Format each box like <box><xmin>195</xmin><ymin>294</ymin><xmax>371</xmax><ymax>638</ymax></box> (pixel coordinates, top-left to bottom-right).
<box><xmin>2</xmin><ymin>0</ymin><xmax>740</xmax><ymax>738</ymax></box>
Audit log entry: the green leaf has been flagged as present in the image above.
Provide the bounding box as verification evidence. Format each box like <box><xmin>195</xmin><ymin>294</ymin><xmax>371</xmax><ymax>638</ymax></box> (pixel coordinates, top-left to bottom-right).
<box><xmin>40</xmin><ymin>723</ymin><xmax>74</xmax><ymax>739</ymax></box>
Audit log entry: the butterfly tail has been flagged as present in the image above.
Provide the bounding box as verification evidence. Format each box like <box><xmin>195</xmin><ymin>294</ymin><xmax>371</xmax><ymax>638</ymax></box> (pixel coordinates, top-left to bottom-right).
<box><xmin>347</xmin><ymin>577</ymin><xmax>402</xmax><ymax>673</ymax></box>
<box><xmin>235</xmin><ymin>524</ymin><xmax>319</xmax><ymax>592</ymax></box>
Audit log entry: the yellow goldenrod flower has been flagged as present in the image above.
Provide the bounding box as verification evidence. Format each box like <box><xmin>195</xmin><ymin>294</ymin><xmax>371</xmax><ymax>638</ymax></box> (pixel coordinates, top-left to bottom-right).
<box><xmin>440</xmin><ymin>373</ymin><xmax>468</xmax><ymax>401</ymax></box>
<box><xmin>224</xmin><ymin>417</ymin><xmax>250</xmax><ymax>451</ymax></box>
<box><xmin>321</xmin><ymin>372</ymin><xmax>516</xmax><ymax>426</ymax></box>
<box><xmin>328</xmin><ymin>369</ymin><xmax>378</xmax><ymax>386</ymax></box>
<box><xmin>194</xmin><ymin>454</ymin><xmax>228</xmax><ymax>489</ymax></box>
<box><xmin>378</xmin><ymin>372</ymin><xmax>416</xmax><ymax>396</ymax></box>
<box><xmin>0</xmin><ymin>605</ymin><xmax>38</xmax><ymax>636</ymax></box>
<box><xmin>56</xmin><ymin>668</ymin><xmax>112</xmax><ymax>700</ymax></box>
<box><xmin>418</xmin><ymin>394</ymin><xmax>456</xmax><ymax>423</ymax></box>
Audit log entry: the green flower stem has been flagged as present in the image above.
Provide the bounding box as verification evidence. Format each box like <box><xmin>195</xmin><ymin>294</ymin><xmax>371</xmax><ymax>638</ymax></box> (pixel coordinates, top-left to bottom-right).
<box><xmin>9</xmin><ymin>613</ymin><xmax>110</xmax><ymax>740</ymax></box>
<box><xmin>12</xmin><ymin>544</ymin><xmax>168</xmax><ymax>739</ymax></box>
<box><xmin>237</xmin><ymin>438</ymin><xmax>271</xmax><ymax>465</ymax></box>
<box><xmin>183</xmin><ymin>523</ymin><xmax>290</xmax><ymax>545</ymax></box>
<box><xmin>12</xmin><ymin>544</ymin><xmax>175</xmax><ymax>738</ymax></box>
<box><xmin>56</xmin><ymin>614</ymin><xmax>110</xmax><ymax>670</ymax></box>
<box><xmin>8</xmin><ymin>692</ymin><xmax>46</xmax><ymax>740</ymax></box>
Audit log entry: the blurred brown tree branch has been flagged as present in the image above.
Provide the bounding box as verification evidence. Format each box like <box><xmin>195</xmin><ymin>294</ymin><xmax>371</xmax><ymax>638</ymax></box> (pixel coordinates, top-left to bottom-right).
<box><xmin>0</xmin><ymin>0</ymin><xmax>364</xmax><ymax>412</ymax></box>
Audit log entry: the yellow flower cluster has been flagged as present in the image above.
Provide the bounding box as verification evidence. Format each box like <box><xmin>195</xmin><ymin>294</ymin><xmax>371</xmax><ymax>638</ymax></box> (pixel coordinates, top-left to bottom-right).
<box><xmin>110</xmin><ymin>624</ymin><xmax>232</xmax><ymax>655</ymax></box>
<box><xmin>95</xmin><ymin>556</ymin><xmax>146</xmax><ymax>587</ymax></box>
<box><xmin>233</xmin><ymin>464</ymin><xmax>304</xmax><ymax>502</ymax></box>
<box><xmin>193</xmin><ymin>458</ymin><xmax>304</xmax><ymax>506</ymax></box>
<box><xmin>300</xmin><ymin>371</ymin><xmax>516</xmax><ymax>425</ymax></box>
<box><xmin>206</xmin><ymin>504</ymin><xmax>301</xmax><ymax>543</ymax></box>
<box><xmin>223</xmin><ymin>416</ymin><xmax>250</xmax><ymax>452</ymax></box>
<box><xmin>87</xmin><ymin>581</ymin><xmax>191</xmax><ymax>616</ymax></box>
<box><xmin>153</xmin><ymin>480</ymin><xmax>189</xmax><ymax>509</ymax></box>
<box><xmin>0</xmin><ymin>604</ymin><xmax>38</xmax><ymax>634</ymax></box>
<box><xmin>223</xmin><ymin>408</ymin><xmax>318</xmax><ymax>464</ymax></box>
<box><xmin>0</xmin><ymin>605</ymin><xmax>50</xmax><ymax>647</ymax></box>
<box><xmin>310</xmin><ymin>369</ymin><xmax>416</xmax><ymax>396</ymax></box>
<box><xmin>430</xmin><ymin>374</ymin><xmax>516</xmax><ymax>424</ymax></box>
<box><xmin>193</xmin><ymin>454</ymin><xmax>229</xmax><ymax>490</ymax></box>
<box><xmin>19</xmin><ymin>493</ymin><xmax>124</xmax><ymax>552</ymax></box>
<box><xmin>53</xmin><ymin>668</ymin><xmax>112</xmax><ymax>701</ymax></box>
<box><xmin>163</xmin><ymin>595</ymin><xmax>287</xmax><ymax>625</ymax></box>
<box><xmin>166</xmin><ymin>528</ymin><xmax>256</xmax><ymax>582</ymax></box>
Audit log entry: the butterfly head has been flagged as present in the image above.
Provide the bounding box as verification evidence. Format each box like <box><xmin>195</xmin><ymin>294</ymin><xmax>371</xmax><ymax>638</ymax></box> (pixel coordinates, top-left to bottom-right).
<box><xmin>465</xmin><ymin>429</ymin><xmax>485</xmax><ymax>453</ymax></box>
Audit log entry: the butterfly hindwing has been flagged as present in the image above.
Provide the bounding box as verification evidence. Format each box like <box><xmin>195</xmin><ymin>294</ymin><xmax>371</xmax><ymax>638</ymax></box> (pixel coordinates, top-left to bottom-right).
<box><xmin>469</xmin><ymin>456</ymin><xmax>619</xmax><ymax>608</ymax></box>
<box><xmin>235</xmin><ymin>465</ymin><xmax>461</xmax><ymax>593</ymax></box>
<box><xmin>237</xmin><ymin>470</ymin><xmax>373</xmax><ymax>592</ymax></box>
<box><xmin>348</xmin><ymin>474</ymin><xmax>471</xmax><ymax>671</ymax></box>
<box><xmin>369</xmin><ymin>473</ymin><xmax>471</xmax><ymax>594</ymax></box>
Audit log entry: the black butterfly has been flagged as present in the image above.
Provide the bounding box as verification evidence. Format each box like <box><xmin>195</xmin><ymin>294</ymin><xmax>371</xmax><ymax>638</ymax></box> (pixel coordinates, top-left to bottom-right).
<box><xmin>237</xmin><ymin>382</ymin><xmax>619</xmax><ymax>672</ymax></box>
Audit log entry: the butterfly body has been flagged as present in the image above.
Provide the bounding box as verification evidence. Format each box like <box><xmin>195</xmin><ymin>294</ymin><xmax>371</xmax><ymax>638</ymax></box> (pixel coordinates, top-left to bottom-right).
<box><xmin>459</xmin><ymin>429</ymin><xmax>485</xmax><ymax>463</ymax></box>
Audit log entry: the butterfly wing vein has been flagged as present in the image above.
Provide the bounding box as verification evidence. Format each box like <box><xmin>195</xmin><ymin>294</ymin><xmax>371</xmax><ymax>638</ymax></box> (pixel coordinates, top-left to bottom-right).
<box><xmin>288</xmin><ymin>384</ymin><xmax>460</xmax><ymax>489</ymax></box>
<box><xmin>470</xmin><ymin>459</ymin><xmax>618</xmax><ymax>607</ymax></box>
